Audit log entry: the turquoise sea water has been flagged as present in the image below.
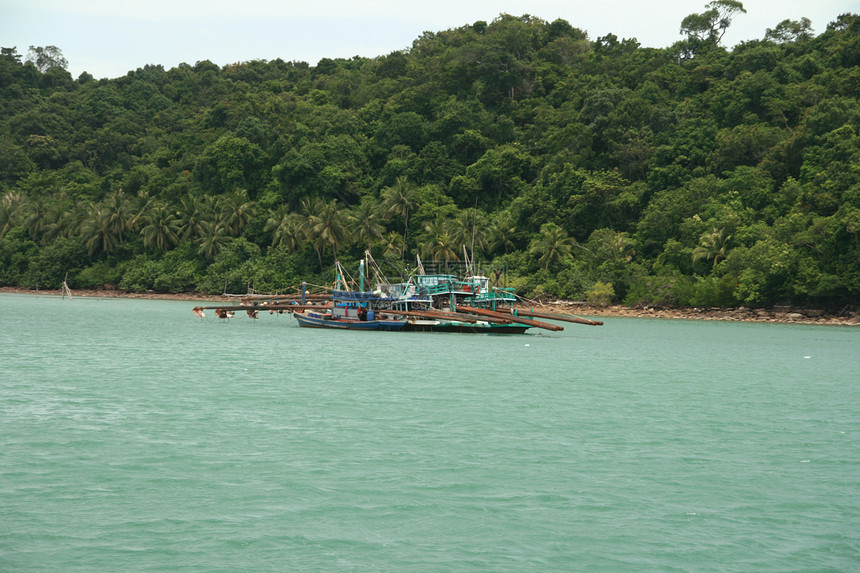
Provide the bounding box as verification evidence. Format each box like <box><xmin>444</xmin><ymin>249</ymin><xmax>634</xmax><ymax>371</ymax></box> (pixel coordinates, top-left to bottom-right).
<box><xmin>1</xmin><ymin>293</ymin><xmax>859</xmax><ymax>572</ymax></box>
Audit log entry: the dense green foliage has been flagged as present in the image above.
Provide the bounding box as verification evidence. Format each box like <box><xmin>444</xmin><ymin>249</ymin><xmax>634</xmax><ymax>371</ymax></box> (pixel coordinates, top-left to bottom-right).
<box><xmin>1</xmin><ymin>11</ymin><xmax>859</xmax><ymax>307</ymax></box>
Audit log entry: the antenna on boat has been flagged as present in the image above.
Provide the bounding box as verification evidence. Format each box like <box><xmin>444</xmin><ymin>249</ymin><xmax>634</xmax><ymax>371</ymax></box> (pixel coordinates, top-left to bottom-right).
<box><xmin>470</xmin><ymin>211</ymin><xmax>477</xmax><ymax>267</ymax></box>
<box><xmin>416</xmin><ymin>254</ymin><xmax>426</xmax><ymax>276</ymax></box>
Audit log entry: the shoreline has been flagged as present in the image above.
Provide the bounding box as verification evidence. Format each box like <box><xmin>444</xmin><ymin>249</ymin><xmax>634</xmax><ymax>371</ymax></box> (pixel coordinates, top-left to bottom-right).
<box><xmin>2</xmin><ymin>286</ymin><xmax>858</xmax><ymax>326</ymax></box>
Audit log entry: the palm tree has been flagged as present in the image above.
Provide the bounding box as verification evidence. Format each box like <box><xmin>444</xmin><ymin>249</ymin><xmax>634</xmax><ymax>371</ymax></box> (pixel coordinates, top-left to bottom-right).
<box><xmin>197</xmin><ymin>222</ymin><xmax>230</xmax><ymax>260</ymax></box>
<box><xmin>449</xmin><ymin>209</ymin><xmax>487</xmax><ymax>256</ymax></box>
<box><xmin>176</xmin><ymin>196</ymin><xmax>211</xmax><ymax>242</ymax></box>
<box><xmin>219</xmin><ymin>189</ymin><xmax>256</xmax><ymax>236</ymax></box>
<box><xmin>264</xmin><ymin>205</ymin><xmax>303</xmax><ymax>251</ymax></box>
<box><xmin>55</xmin><ymin>200</ymin><xmax>89</xmax><ymax>240</ymax></box>
<box><xmin>611</xmin><ymin>232</ymin><xmax>636</xmax><ymax>262</ymax></box>
<box><xmin>100</xmin><ymin>190</ymin><xmax>135</xmax><ymax>245</ymax></box>
<box><xmin>79</xmin><ymin>205</ymin><xmax>119</xmax><ymax>256</ymax></box>
<box><xmin>529</xmin><ymin>223</ymin><xmax>574</xmax><ymax>270</ymax></box>
<box><xmin>417</xmin><ymin>217</ymin><xmax>443</xmax><ymax>260</ymax></box>
<box><xmin>487</xmin><ymin>211</ymin><xmax>517</xmax><ymax>255</ymax></box>
<box><xmin>419</xmin><ymin>217</ymin><xmax>461</xmax><ymax>265</ymax></box>
<box><xmin>297</xmin><ymin>196</ymin><xmax>326</xmax><ymax>268</ymax></box>
<box><xmin>692</xmin><ymin>227</ymin><xmax>732</xmax><ymax>268</ymax></box>
<box><xmin>381</xmin><ymin>231</ymin><xmax>406</xmax><ymax>261</ymax></box>
<box><xmin>347</xmin><ymin>197</ymin><xmax>385</xmax><ymax>247</ymax></box>
<box><xmin>0</xmin><ymin>204</ymin><xmax>14</xmax><ymax>239</ymax></box>
<box><xmin>0</xmin><ymin>192</ymin><xmax>23</xmax><ymax>239</ymax></box>
<box><xmin>38</xmin><ymin>202</ymin><xmax>69</xmax><ymax>244</ymax></box>
<box><xmin>380</xmin><ymin>176</ymin><xmax>417</xmax><ymax>242</ymax></box>
<box><xmin>310</xmin><ymin>199</ymin><xmax>348</xmax><ymax>262</ymax></box>
<box><xmin>19</xmin><ymin>197</ymin><xmax>51</xmax><ymax>242</ymax></box>
<box><xmin>140</xmin><ymin>202</ymin><xmax>181</xmax><ymax>251</ymax></box>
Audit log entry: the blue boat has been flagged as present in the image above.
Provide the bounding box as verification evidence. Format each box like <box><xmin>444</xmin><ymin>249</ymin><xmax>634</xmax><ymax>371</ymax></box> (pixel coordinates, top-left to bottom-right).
<box><xmin>292</xmin><ymin>310</ymin><xmax>407</xmax><ymax>330</ymax></box>
<box><xmin>290</xmin><ymin>260</ymin><xmax>407</xmax><ymax>331</ymax></box>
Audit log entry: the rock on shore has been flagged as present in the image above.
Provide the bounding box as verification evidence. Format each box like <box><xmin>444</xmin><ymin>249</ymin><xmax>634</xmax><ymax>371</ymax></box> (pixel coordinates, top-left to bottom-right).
<box><xmin>529</xmin><ymin>301</ymin><xmax>860</xmax><ymax>326</ymax></box>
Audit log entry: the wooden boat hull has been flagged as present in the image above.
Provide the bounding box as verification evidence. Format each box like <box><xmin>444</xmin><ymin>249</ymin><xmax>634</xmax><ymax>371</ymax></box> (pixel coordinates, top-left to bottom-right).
<box><xmin>293</xmin><ymin>311</ymin><xmax>407</xmax><ymax>331</ymax></box>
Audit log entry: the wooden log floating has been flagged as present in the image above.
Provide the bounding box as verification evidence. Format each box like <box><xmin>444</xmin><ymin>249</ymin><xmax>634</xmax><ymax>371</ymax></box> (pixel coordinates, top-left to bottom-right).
<box><xmin>454</xmin><ymin>305</ymin><xmax>564</xmax><ymax>331</ymax></box>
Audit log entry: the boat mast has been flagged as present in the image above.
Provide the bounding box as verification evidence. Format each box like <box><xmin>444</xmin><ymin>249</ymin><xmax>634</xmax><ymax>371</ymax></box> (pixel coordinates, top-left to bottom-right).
<box><xmin>463</xmin><ymin>245</ymin><xmax>474</xmax><ymax>277</ymax></box>
<box><xmin>335</xmin><ymin>260</ymin><xmax>348</xmax><ymax>291</ymax></box>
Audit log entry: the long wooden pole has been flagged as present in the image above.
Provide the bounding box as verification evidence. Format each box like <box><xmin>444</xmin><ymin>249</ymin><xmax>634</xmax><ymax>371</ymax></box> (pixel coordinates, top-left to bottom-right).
<box><xmin>238</xmin><ymin>294</ymin><xmax>331</xmax><ymax>302</ymax></box>
<box><xmin>193</xmin><ymin>304</ymin><xmax>329</xmax><ymax>312</ymax></box>
<box><xmin>454</xmin><ymin>305</ymin><xmax>564</xmax><ymax>331</ymax></box>
<box><xmin>495</xmin><ymin>307</ymin><xmax>603</xmax><ymax>326</ymax></box>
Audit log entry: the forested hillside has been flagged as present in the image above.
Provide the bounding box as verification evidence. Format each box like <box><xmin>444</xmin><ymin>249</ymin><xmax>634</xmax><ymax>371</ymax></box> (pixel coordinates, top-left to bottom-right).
<box><xmin>1</xmin><ymin>7</ymin><xmax>859</xmax><ymax>308</ymax></box>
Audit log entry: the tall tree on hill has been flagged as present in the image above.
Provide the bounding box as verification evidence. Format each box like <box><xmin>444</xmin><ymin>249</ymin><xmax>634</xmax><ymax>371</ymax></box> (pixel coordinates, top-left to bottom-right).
<box><xmin>765</xmin><ymin>18</ymin><xmax>814</xmax><ymax>43</ymax></box>
<box><xmin>680</xmin><ymin>1</ymin><xmax>746</xmax><ymax>45</ymax></box>
<box><xmin>26</xmin><ymin>45</ymin><xmax>68</xmax><ymax>72</ymax></box>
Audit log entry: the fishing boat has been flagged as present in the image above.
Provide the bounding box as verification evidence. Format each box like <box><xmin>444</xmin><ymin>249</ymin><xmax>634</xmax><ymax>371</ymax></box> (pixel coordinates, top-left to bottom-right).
<box><xmin>289</xmin><ymin>260</ymin><xmax>408</xmax><ymax>331</ymax></box>
<box><xmin>192</xmin><ymin>252</ymin><xmax>603</xmax><ymax>333</ymax></box>
<box><xmin>370</xmin><ymin>275</ymin><xmax>525</xmax><ymax>333</ymax></box>
<box><xmin>367</xmin><ymin>253</ymin><xmax>525</xmax><ymax>333</ymax></box>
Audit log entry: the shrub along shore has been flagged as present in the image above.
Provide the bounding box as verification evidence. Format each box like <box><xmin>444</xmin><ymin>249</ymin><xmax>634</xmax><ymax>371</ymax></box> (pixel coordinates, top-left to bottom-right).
<box><xmin>3</xmin><ymin>287</ymin><xmax>857</xmax><ymax>326</ymax></box>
